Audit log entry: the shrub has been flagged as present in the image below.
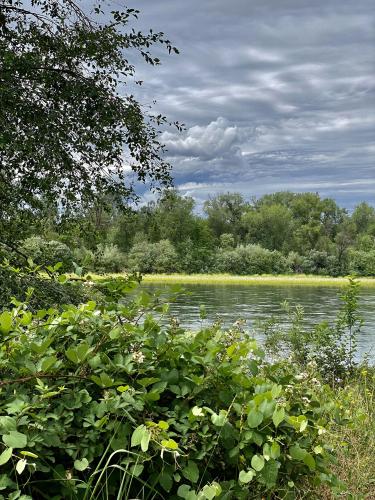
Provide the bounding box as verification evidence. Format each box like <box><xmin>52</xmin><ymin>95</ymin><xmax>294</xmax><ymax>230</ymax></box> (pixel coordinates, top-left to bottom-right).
<box><xmin>176</xmin><ymin>239</ymin><xmax>215</xmax><ymax>273</ymax></box>
<box><xmin>127</xmin><ymin>239</ymin><xmax>180</xmax><ymax>273</ymax></box>
<box><xmin>215</xmin><ymin>244</ymin><xmax>289</xmax><ymax>275</ymax></box>
<box><xmin>94</xmin><ymin>243</ymin><xmax>126</xmax><ymax>273</ymax></box>
<box><xmin>262</xmin><ymin>278</ymin><xmax>363</xmax><ymax>384</ymax></box>
<box><xmin>72</xmin><ymin>246</ymin><xmax>96</xmax><ymax>271</ymax></box>
<box><xmin>21</xmin><ymin>236</ymin><xmax>74</xmax><ymax>272</ymax></box>
<box><xmin>0</xmin><ymin>263</ymin><xmax>88</xmax><ymax>311</ymax></box>
<box><xmin>349</xmin><ymin>249</ymin><xmax>375</xmax><ymax>276</ymax></box>
<box><xmin>0</xmin><ymin>278</ymin><xmax>341</xmax><ymax>499</ymax></box>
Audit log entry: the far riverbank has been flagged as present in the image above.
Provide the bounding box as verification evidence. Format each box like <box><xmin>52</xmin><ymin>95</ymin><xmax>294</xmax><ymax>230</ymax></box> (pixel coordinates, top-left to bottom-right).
<box><xmin>140</xmin><ymin>273</ymin><xmax>375</xmax><ymax>287</ymax></box>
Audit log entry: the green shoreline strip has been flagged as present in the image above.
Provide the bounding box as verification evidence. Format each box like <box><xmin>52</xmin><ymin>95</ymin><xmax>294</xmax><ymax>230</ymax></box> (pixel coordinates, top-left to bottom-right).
<box><xmin>137</xmin><ymin>274</ymin><xmax>375</xmax><ymax>287</ymax></box>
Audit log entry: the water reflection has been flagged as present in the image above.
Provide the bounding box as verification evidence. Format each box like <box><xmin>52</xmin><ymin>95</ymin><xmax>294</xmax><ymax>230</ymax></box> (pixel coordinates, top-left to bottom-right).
<box><xmin>142</xmin><ymin>283</ymin><xmax>375</xmax><ymax>359</ymax></box>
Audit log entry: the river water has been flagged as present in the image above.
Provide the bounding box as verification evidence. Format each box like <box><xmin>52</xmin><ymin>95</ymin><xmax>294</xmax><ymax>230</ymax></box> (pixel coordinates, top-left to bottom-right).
<box><xmin>142</xmin><ymin>283</ymin><xmax>375</xmax><ymax>360</ymax></box>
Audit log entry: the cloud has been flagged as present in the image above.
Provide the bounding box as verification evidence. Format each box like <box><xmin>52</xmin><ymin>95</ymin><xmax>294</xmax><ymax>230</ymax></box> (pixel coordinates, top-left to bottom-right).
<box><xmin>129</xmin><ymin>0</ymin><xmax>374</xmax><ymax>208</ymax></box>
<box><xmin>161</xmin><ymin>117</ymin><xmax>247</xmax><ymax>160</ymax></box>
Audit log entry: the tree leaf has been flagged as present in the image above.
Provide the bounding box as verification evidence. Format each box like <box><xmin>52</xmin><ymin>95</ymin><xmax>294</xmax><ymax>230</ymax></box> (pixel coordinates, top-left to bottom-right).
<box><xmin>0</xmin><ymin>447</ymin><xmax>12</xmax><ymax>465</ymax></box>
<box><xmin>0</xmin><ymin>311</ymin><xmax>12</xmax><ymax>334</ymax></box>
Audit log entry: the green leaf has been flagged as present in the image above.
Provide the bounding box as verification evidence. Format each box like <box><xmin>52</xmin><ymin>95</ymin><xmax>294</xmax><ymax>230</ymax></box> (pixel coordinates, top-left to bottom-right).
<box><xmin>303</xmin><ymin>452</ymin><xmax>316</xmax><ymax>470</ymax></box>
<box><xmin>251</xmin><ymin>454</ymin><xmax>265</xmax><ymax>472</ymax></box>
<box><xmin>202</xmin><ymin>482</ymin><xmax>221</xmax><ymax>499</ymax></box>
<box><xmin>157</xmin><ymin>420</ymin><xmax>169</xmax><ymax>430</ymax></box>
<box><xmin>41</xmin><ymin>355</ymin><xmax>57</xmax><ymax>371</ymax></box>
<box><xmin>131</xmin><ymin>425</ymin><xmax>147</xmax><ymax>447</ymax></box>
<box><xmin>211</xmin><ymin>410</ymin><xmax>227</xmax><ymax>427</ymax></box>
<box><xmin>0</xmin><ymin>473</ymin><xmax>16</xmax><ymax>491</ymax></box>
<box><xmin>16</xmin><ymin>458</ymin><xmax>27</xmax><ymax>475</ymax></box>
<box><xmin>20</xmin><ymin>450</ymin><xmax>38</xmax><ymax>458</ymax></box>
<box><xmin>261</xmin><ymin>459</ymin><xmax>280</xmax><ymax>487</ymax></box>
<box><xmin>159</xmin><ymin>471</ymin><xmax>173</xmax><ymax>492</ymax></box>
<box><xmin>0</xmin><ymin>416</ymin><xmax>17</xmax><ymax>432</ymax></box>
<box><xmin>191</xmin><ymin>406</ymin><xmax>204</xmax><ymax>417</ymax></box>
<box><xmin>239</xmin><ymin>469</ymin><xmax>255</xmax><ymax>483</ymax></box>
<box><xmin>201</xmin><ymin>483</ymin><xmax>219</xmax><ymax>499</ymax></box>
<box><xmin>74</xmin><ymin>458</ymin><xmax>89</xmax><ymax>471</ymax></box>
<box><xmin>161</xmin><ymin>439</ymin><xmax>179</xmax><ymax>450</ymax></box>
<box><xmin>182</xmin><ymin>461</ymin><xmax>199</xmax><ymax>483</ymax></box>
<box><xmin>65</xmin><ymin>348</ymin><xmax>79</xmax><ymax>364</ymax></box>
<box><xmin>3</xmin><ymin>431</ymin><xmax>27</xmax><ymax>448</ymax></box>
<box><xmin>130</xmin><ymin>464</ymin><xmax>144</xmax><ymax>477</ymax></box>
<box><xmin>272</xmin><ymin>407</ymin><xmax>285</xmax><ymax>427</ymax></box>
<box><xmin>270</xmin><ymin>441</ymin><xmax>281</xmax><ymax>459</ymax></box>
<box><xmin>141</xmin><ymin>429</ymin><xmax>151</xmax><ymax>452</ymax></box>
<box><xmin>247</xmin><ymin>409</ymin><xmax>263</xmax><ymax>428</ymax></box>
<box><xmin>289</xmin><ymin>444</ymin><xmax>307</xmax><ymax>461</ymax></box>
<box><xmin>0</xmin><ymin>447</ymin><xmax>12</xmax><ymax>465</ymax></box>
<box><xmin>0</xmin><ymin>311</ymin><xmax>12</xmax><ymax>334</ymax></box>
<box><xmin>177</xmin><ymin>484</ymin><xmax>197</xmax><ymax>500</ymax></box>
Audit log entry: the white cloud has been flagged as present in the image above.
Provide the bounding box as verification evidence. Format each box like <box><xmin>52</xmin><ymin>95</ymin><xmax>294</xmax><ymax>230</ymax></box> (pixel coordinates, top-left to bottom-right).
<box><xmin>162</xmin><ymin>117</ymin><xmax>247</xmax><ymax>160</ymax></box>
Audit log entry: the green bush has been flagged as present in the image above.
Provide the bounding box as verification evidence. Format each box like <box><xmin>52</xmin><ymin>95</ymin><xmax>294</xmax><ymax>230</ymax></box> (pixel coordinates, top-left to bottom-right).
<box><xmin>262</xmin><ymin>278</ymin><xmax>363</xmax><ymax>384</ymax></box>
<box><xmin>0</xmin><ymin>279</ymin><xmax>341</xmax><ymax>499</ymax></box>
<box><xmin>349</xmin><ymin>249</ymin><xmax>375</xmax><ymax>276</ymax></box>
<box><xmin>127</xmin><ymin>239</ymin><xmax>180</xmax><ymax>273</ymax></box>
<box><xmin>94</xmin><ymin>243</ymin><xmax>126</xmax><ymax>273</ymax></box>
<box><xmin>72</xmin><ymin>247</ymin><xmax>96</xmax><ymax>272</ymax></box>
<box><xmin>215</xmin><ymin>245</ymin><xmax>289</xmax><ymax>275</ymax></box>
<box><xmin>0</xmin><ymin>264</ymin><xmax>88</xmax><ymax>311</ymax></box>
<box><xmin>21</xmin><ymin>236</ymin><xmax>74</xmax><ymax>272</ymax></box>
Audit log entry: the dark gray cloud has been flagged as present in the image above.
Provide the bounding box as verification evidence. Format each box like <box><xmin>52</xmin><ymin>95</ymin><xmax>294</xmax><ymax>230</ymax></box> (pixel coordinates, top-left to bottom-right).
<box><xmin>129</xmin><ymin>0</ymin><xmax>375</xmax><ymax>208</ymax></box>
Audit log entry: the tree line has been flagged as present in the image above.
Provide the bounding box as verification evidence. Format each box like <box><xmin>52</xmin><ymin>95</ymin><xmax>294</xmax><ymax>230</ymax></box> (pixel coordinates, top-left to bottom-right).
<box><xmin>16</xmin><ymin>190</ymin><xmax>375</xmax><ymax>276</ymax></box>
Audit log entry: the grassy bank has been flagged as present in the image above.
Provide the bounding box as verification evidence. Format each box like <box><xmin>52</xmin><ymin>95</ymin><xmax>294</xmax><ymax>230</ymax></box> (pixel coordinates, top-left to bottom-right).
<box><xmin>138</xmin><ymin>273</ymin><xmax>375</xmax><ymax>287</ymax></box>
<box><xmin>316</xmin><ymin>371</ymin><xmax>375</xmax><ymax>499</ymax></box>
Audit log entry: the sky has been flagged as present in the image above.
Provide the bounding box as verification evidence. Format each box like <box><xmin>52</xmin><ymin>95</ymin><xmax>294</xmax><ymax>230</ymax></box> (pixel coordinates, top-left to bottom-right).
<box><xmin>127</xmin><ymin>0</ymin><xmax>375</xmax><ymax>209</ymax></box>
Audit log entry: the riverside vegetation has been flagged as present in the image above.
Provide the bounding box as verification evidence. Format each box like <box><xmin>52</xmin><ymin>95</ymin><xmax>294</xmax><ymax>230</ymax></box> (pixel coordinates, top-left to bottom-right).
<box><xmin>1</xmin><ymin>1</ymin><xmax>374</xmax><ymax>497</ymax></box>
<box><xmin>15</xmin><ymin>190</ymin><xmax>375</xmax><ymax>278</ymax></box>
<box><xmin>0</xmin><ymin>263</ymin><xmax>373</xmax><ymax>499</ymax></box>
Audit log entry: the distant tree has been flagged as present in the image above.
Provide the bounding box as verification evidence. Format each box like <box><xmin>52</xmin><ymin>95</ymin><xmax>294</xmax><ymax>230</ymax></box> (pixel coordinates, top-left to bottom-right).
<box><xmin>0</xmin><ymin>0</ymin><xmax>180</xmax><ymax>240</ymax></box>
<box><xmin>242</xmin><ymin>203</ymin><xmax>293</xmax><ymax>251</ymax></box>
<box><xmin>351</xmin><ymin>202</ymin><xmax>375</xmax><ymax>234</ymax></box>
<box><xmin>204</xmin><ymin>193</ymin><xmax>247</xmax><ymax>239</ymax></box>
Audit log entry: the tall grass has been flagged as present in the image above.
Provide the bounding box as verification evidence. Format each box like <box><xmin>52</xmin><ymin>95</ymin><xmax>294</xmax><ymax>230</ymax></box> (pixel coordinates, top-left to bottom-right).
<box><xmin>316</xmin><ymin>369</ymin><xmax>375</xmax><ymax>499</ymax></box>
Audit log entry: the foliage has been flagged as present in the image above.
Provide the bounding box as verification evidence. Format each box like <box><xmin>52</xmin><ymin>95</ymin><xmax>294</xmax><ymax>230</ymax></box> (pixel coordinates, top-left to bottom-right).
<box><xmin>21</xmin><ymin>237</ymin><xmax>74</xmax><ymax>272</ymax></box>
<box><xmin>215</xmin><ymin>245</ymin><xmax>289</xmax><ymax>275</ymax></box>
<box><xmin>313</xmin><ymin>368</ymin><xmax>375</xmax><ymax>499</ymax></box>
<box><xmin>127</xmin><ymin>239</ymin><xmax>180</xmax><ymax>273</ymax></box>
<box><xmin>93</xmin><ymin>244</ymin><xmax>126</xmax><ymax>274</ymax></box>
<box><xmin>0</xmin><ymin>278</ymin><xmax>342</xmax><ymax>499</ymax></box>
<box><xmin>262</xmin><ymin>278</ymin><xmax>363</xmax><ymax>384</ymax></box>
<box><xmin>0</xmin><ymin>261</ymin><xmax>88</xmax><ymax>311</ymax></box>
<box><xmin>349</xmin><ymin>249</ymin><xmax>375</xmax><ymax>276</ymax></box>
<box><xmin>12</xmin><ymin>189</ymin><xmax>375</xmax><ymax>277</ymax></box>
<box><xmin>0</xmin><ymin>0</ymin><xmax>181</xmax><ymax>238</ymax></box>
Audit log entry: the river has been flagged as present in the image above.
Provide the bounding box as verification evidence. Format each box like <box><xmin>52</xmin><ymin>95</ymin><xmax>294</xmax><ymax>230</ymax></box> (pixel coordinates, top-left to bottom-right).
<box><xmin>142</xmin><ymin>283</ymin><xmax>375</xmax><ymax>360</ymax></box>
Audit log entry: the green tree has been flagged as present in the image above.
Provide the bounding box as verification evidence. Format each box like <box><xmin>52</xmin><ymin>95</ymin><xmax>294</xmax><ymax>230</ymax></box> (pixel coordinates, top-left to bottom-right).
<box><xmin>204</xmin><ymin>192</ymin><xmax>247</xmax><ymax>240</ymax></box>
<box><xmin>242</xmin><ymin>204</ymin><xmax>293</xmax><ymax>251</ymax></box>
<box><xmin>351</xmin><ymin>202</ymin><xmax>375</xmax><ymax>235</ymax></box>
<box><xmin>0</xmin><ymin>0</ymin><xmax>180</xmax><ymax>240</ymax></box>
